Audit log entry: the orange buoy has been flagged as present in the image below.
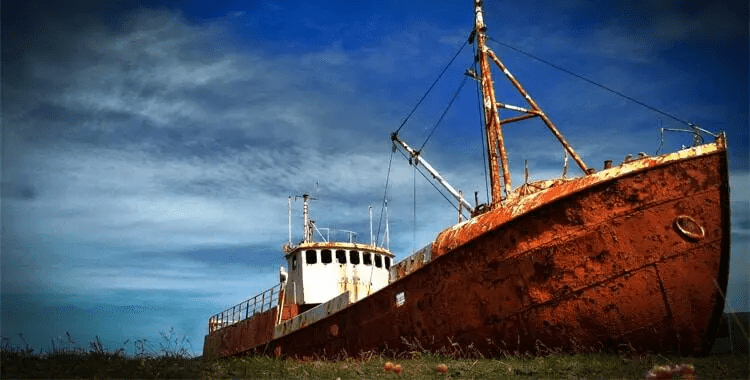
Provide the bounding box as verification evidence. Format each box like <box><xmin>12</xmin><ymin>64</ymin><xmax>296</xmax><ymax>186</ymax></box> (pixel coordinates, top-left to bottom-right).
<box><xmin>436</xmin><ymin>363</ymin><xmax>448</xmax><ymax>374</ymax></box>
<box><xmin>392</xmin><ymin>364</ymin><xmax>403</xmax><ymax>374</ymax></box>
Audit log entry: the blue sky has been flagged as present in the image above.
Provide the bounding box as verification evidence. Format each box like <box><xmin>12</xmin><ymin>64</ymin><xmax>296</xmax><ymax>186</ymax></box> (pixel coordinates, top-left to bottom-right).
<box><xmin>2</xmin><ymin>0</ymin><xmax>748</xmax><ymax>356</ymax></box>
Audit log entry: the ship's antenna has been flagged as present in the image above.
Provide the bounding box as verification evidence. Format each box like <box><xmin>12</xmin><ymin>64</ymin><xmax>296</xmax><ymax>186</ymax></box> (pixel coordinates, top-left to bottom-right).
<box><xmin>369</xmin><ymin>205</ymin><xmax>374</xmax><ymax>246</ymax></box>
<box><xmin>294</xmin><ymin>193</ymin><xmax>315</xmax><ymax>243</ymax></box>
<box><xmin>288</xmin><ymin>196</ymin><xmax>293</xmax><ymax>246</ymax></box>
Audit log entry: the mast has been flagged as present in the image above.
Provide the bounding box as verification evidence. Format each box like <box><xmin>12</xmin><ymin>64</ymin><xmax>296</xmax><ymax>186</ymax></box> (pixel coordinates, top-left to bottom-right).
<box><xmin>288</xmin><ymin>196</ymin><xmax>293</xmax><ymax>246</ymax></box>
<box><xmin>301</xmin><ymin>194</ymin><xmax>313</xmax><ymax>243</ymax></box>
<box><xmin>474</xmin><ymin>0</ymin><xmax>509</xmax><ymax>204</ymax></box>
<box><xmin>473</xmin><ymin>0</ymin><xmax>590</xmax><ymax>206</ymax></box>
<box><xmin>369</xmin><ymin>205</ymin><xmax>374</xmax><ymax>246</ymax></box>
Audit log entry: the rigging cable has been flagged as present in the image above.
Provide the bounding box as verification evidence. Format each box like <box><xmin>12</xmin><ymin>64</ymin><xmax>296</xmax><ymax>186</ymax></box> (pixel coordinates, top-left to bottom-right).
<box><xmin>394</xmin><ymin>40</ymin><xmax>468</xmax><ymax>135</ymax></box>
<box><xmin>413</xmin><ymin>163</ymin><xmax>416</xmax><ymax>253</ymax></box>
<box><xmin>473</xmin><ymin>43</ymin><xmax>490</xmax><ymax>203</ymax></box>
<box><xmin>377</xmin><ymin>41</ymin><xmax>468</xmax><ymax>247</ymax></box>
<box><xmin>396</xmin><ymin>148</ymin><xmax>469</xmax><ymax>219</ymax></box>
<box><xmin>418</xmin><ymin>74</ymin><xmax>469</xmax><ymax>151</ymax></box>
<box><xmin>486</xmin><ymin>36</ymin><xmax>691</xmax><ymax>126</ymax></box>
<box><xmin>375</xmin><ymin>148</ymin><xmax>395</xmax><ymax>246</ymax></box>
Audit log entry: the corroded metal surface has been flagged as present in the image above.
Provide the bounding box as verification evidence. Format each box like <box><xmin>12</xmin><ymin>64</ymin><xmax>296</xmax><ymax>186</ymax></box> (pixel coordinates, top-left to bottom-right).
<box><xmin>274</xmin><ymin>292</ymin><xmax>350</xmax><ymax>339</ymax></box>
<box><xmin>203</xmin><ymin>138</ymin><xmax>729</xmax><ymax>358</ymax></box>
<box><xmin>390</xmin><ymin>243</ymin><xmax>432</xmax><ymax>282</ymax></box>
<box><xmin>203</xmin><ymin>307</ymin><xmax>278</xmax><ymax>358</ymax></box>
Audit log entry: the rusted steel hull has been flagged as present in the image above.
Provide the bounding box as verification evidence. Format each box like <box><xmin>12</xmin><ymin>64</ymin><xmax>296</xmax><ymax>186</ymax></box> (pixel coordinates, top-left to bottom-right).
<box><xmin>203</xmin><ymin>138</ymin><xmax>729</xmax><ymax>358</ymax></box>
<box><xmin>203</xmin><ymin>307</ymin><xmax>279</xmax><ymax>358</ymax></box>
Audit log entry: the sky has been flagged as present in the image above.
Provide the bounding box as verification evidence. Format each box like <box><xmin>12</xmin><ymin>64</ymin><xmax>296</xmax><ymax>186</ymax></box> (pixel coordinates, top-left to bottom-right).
<box><xmin>2</xmin><ymin>0</ymin><xmax>748</xmax><ymax>356</ymax></box>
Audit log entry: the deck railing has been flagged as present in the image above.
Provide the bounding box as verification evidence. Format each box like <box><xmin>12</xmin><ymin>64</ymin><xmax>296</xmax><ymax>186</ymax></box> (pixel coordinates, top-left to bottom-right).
<box><xmin>208</xmin><ymin>283</ymin><xmax>281</xmax><ymax>333</ymax></box>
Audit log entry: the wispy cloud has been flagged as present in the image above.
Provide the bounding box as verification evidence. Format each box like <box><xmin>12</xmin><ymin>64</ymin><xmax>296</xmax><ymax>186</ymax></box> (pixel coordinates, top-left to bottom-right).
<box><xmin>2</xmin><ymin>0</ymin><xmax>747</xmax><ymax>355</ymax></box>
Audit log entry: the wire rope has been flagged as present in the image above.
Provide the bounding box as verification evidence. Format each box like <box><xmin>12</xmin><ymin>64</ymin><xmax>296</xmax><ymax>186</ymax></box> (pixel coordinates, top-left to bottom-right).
<box><xmin>394</xmin><ymin>40</ymin><xmax>468</xmax><ymax>135</ymax></box>
<box><xmin>375</xmin><ymin>148</ymin><xmax>395</xmax><ymax>245</ymax></box>
<box><xmin>487</xmin><ymin>36</ymin><xmax>691</xmax><ymax>126</ymax></box>
<box><xmin>418</xmin><ymin>75</ymin><xmax>469</xmax><ymax>151</ymax></box>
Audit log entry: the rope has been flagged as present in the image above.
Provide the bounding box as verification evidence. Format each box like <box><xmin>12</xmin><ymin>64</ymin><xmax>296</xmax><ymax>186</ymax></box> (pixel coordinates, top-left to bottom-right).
<box><xmin>396</xmin><ymin>148</ymin><xmax>469</xmax><ymax>218</ymax></box>
<box><xmin>487</xmin><ymin>36</ymin><xmax>691</xmax><ymax>126</ymax></box>
<box><xmin>375</xmin><ymin>148</ymin><xmax>395</xmax><ymax>245</ymax></box>
<box><xmin>473</xmin><ymin>43</ymin><xmax>490</xmax><ymax>203</ymax></box>
<box><xmin>412</xmin><ymin>163</ymin><xmax>416</xmax><ymax>253</ymax></box>
<box><xmin>394</xmin><ymin>40</ymin><xmax>468</xmax><ymax>135</ymax></box>
<box><xmin>419</xmin><ymin>74</ymin><xmax>469</xmax><ymax>151</ymax></box>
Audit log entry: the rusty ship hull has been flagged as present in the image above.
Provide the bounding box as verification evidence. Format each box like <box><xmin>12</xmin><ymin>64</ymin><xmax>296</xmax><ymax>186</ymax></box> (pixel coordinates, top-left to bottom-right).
<box><xmin>203</xmin><ymin>136</ymin><xmax>729</xmax><ymax>358</ymax></box>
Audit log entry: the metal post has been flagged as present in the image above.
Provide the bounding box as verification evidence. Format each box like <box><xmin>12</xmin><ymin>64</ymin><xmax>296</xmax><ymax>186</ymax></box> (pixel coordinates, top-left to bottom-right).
<box><xmin>392</xmin><ymin>133</ymin><xmax>474</xmax><ymax>211</ymax></box>
<box><xmin>485</xmin><ymin>50</ymin><xmax>589</xmax><ymax>174</ymax></box>
<box><xmin>302</xmin><ymin>194</ymin><xmax>311</xmax><ymax>243</ymax></box>
<box><xmin>269</xmin><ymin>288</ymin><xmax>275</xmax><ymax>311</ymax></box>
<box><xmin>369</xmin><ymin>205</ymin><xmax>373</xmax><ymax>246</ymax></box>
<box><xmin>458</xmin><ymin>190</ymin><xmax>464</xmax><ymax>222</ymax></box>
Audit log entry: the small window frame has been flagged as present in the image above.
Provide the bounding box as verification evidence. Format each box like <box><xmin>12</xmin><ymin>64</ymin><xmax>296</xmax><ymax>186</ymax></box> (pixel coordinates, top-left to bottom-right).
<box><xmin>321</xmin><ymin>249</ymin><xmax>332</xmax><ymax>264</ymax></box>
<box><xmin>363</xmin><ymin>252</ymin><xmax>372</xmax><ymax>266</ymax></box>
<box><xmin>305</xmin><ymin>250</ymin><xmax>317</xmax><ymax>265</ymax></box>
<box><xmin>335</xmin><ymin>250</ymin><xmax>347</xmax><ymax>264</ymax></box>
<box><xmin>349</xmin><ymin>250</ymin><xmax>360</xmax><ymax>265</ymax></box>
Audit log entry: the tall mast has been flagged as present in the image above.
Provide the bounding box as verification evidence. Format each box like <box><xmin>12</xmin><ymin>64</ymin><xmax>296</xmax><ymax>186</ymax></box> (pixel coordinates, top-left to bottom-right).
<box><xmin>473</xmin><ymin>0</ymin><xmax>590</xmax><ymax>207</ymax></box>
<box><xmin>474</xmin><ymin>0</ymin><xmax>511</xmax><ymax>204</ymax></box>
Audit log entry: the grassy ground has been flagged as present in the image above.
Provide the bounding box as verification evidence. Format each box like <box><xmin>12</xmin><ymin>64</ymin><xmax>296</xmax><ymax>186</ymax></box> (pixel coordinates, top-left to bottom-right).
<box><xmin>2</xmin><ymin>316</ymin><xmax>748</xmax><ymax>379</ymax></box>
<box><xmin>2</xmin><ymin>345</ymin><xmax>748</xmax><ymax>379</ymax></box>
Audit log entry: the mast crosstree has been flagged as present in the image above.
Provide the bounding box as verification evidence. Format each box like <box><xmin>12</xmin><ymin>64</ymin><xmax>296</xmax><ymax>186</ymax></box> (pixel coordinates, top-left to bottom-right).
<box><xmin>472</xmin><ymin>0</ymin><xmax>590</xmax><ymax>206</ymax></box>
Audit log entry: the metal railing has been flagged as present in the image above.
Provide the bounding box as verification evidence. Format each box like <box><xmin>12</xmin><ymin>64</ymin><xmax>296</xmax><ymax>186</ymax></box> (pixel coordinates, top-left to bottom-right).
<box><xmin>208</xmin><ymin>283</ymin><xmax>281</xmax><ymax>333</ymax></box>
<box><xmin>313</xmin><ymin>226</ymin><xmax>359</xmax><ymax>243</ymax></box>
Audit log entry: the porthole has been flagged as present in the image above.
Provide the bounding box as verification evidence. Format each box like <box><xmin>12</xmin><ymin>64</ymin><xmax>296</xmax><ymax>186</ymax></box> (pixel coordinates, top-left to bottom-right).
<box><xmin>674</xmin><ymin>215</ymin><xmax>705</xmax><ymax>241</ymax></box>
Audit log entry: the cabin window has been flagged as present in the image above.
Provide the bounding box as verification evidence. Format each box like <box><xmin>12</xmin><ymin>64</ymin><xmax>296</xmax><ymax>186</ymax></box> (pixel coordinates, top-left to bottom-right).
<box><xmin>349</xmin><ymin>250</ymin><xmax>360</xmax><ymax>265</ymax></box>
<box><xmin>292</xmin><ymin>254</ymin><xmax>298</xmax><ymax>270</ymax></box>
<box><xmin>321</xmin><ymin>249</ymin><xmax>332</xmax><ymax>264</ymax></box>
<box><xmin>374</xmin><ymin>254</ymin><xmax>382</xmax><ymax>268</ymax></box>
<box><xmin>363</xmin><ymin>252</ymin><xmax>372</xmax><ymax>266</ymax></box>
<box><xmin>385</xmin><ymin>256</ymin><xmax>391</xmax><ymax>269</ymax></box>
<box><xmin>305</xmin><ymin>250</ymin><xmax>317</xmax><ymax>264</ymax></box>
<box><xmin>336</xmin><ymin>250</ymin><xmax>347</xmax><ymax>264</ymax></box>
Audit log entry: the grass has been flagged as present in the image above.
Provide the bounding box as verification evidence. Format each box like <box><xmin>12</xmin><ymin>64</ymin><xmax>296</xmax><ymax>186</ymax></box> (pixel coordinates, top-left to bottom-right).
<box><xmin>2</xmin><ymin>333</ymin><xmax>748</xmax><ymax>379</ymax></box>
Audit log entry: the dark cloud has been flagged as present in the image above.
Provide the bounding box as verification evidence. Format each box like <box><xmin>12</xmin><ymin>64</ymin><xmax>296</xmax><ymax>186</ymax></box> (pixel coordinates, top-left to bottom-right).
<box><xmin>1</xmin><ymin>182</ymin><xmax>37</xmax><ymax>200</ymax></box>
